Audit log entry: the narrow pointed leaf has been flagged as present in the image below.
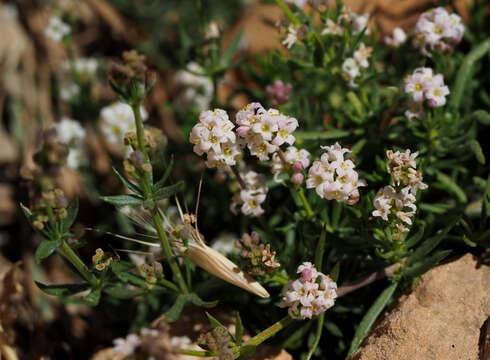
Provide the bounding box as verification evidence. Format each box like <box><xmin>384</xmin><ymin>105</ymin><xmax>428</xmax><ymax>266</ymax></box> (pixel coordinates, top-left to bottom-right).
<box><xmin>113</xmin><ymin>167</ymin><xmax>142</xmax><ymax>195</ymax></box>
<box><xmin>154</xmin><ymin>156</ymin><xmax>174</xmax><ymax>190</ymax></box>
<box><xmin>153</xmin><ymin>181</ymin><xmax>184</xmax><ymax>201</ymax></box>
<box><xmin>61</xmin><ymin>198</ymin><xmax>79</xmax><ymax>233</ymax></box>
<box><xmin>165</xmin><ymin>295</ymin><xmax>189</xmax><ymax>322</ymax></box>
<box><xmin>35</xmin><ymin>281</ymin><xmax>90</xmax><ymax>296</ymax></box>
<box><xmin>35</xmin><ymin>239</ymin><xmax>62</xmax><ymax>263</ymax></box>
<box><xmin>404</xmin><ymin>250</ymin><xmax>452</xmax><ymax>278</ymax></box>
<box><xmin>100</xmin><ymin>194</ymin><xmax>144</xmax><ymax>206</ymax></box>
<box><xmin>347</xmin><ymin>282</ymin><xmax>398</xmax><ymax>358</ymax></box>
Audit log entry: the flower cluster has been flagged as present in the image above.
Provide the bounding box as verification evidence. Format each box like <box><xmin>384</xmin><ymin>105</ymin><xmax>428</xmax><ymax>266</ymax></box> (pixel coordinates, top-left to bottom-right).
<box><xmin>306</xmin><ymin>142</ymin><xmax>365</xmax><ymax>203</ymax></box>
<box><xmin>266</xmin><ymin>80</ymin><xmax>292</xmax><ymax>106</ymax></box>
<box><xmin>322</xmin><ymin>7</ymin><xmax>369</xmax><ymax>36</ymax></box>
<box><xmin>139</xmin><ymin>261</ymin><xmax>163</xmax><ymax>289</ymax></box>
<box><xmin>271</xmin><ymin>146</ymin><xmax>310</xmax><ymax>184</ymax></box>
<box><xmin>384</xmin><ymin>27</ymin><xmax>407</xmax><ymax>47</ymax></box>
<box><xmin>413</xmin><ymin>7</ymin><xmax>464</xmax><ymax>56</ymax></box>
<box><xmin>189</xmin><ymin>109</ymin><xmax>241</xmax><ymax>169</ymax></box>
<box><xmin>44</xmin><ymin>15</ymin><xmax>70</xmax><ymax>42</ymax></box>
<box><xmin>63</xmin><ymin>57</ymin><xmax>99</xmax><ymax>79</ymax></box>
<box><xmin>230</xmin><ymin>170</ymin><xmax>268</xmax><ymax>217</ymax></box>
<box><xmin>51</xmin><ymin>117</ymin><xmax>87</xmax><ymax>169</ymax></box>
<box><xmin>29</xmin><ymin>188</ymin><xmax>68</xmax><ymax>231</ymax></box>
<box><xmin>342</xmin><ymin>43</ymin><xmax>372</xmax><ymax>88</ymax></box>
<box><xmin>282</xmin><ymin>24</ymin><xmax>300</xmax><ymax>49</ymax></box>
<box><xmin>372</xmin><ymin>149</ymin><xmax>427</xmax><ymax>235</ymax></box>
<box><xmin>280</xmin><ymin>262</ymin><xmax>337</xmax><ymax>319</ymax></box>
<box><xmin>113</xmin><ymin>324</ymin><xmax>190</xmax><ymax>359</ymax></box>
<box><xmin>235</xmin><ymin>232</ymin><xmax>280</xmax><ymax>276</ymax></box>
<box><xmin>175</xmin><ymin>62</ymin><xmax>214</xmax><ymax>112</ymax></box>
<box><xmin>198</xmin><ymin>327</ymin><xmax>233</xmax><ymax>360</ymax></box>
<box><xmin>99</xmin><ymin>101</ymin><xmax>148</xmax><ymax>152</ymax></box>
<box><xmin>236</xmin><ymin>103</ymin><xmax>298</xmax><ymax>161</ymax></box>
<box><xmin>92</xmin><ymin>248</ymin><xmax>112</xmax><ymax>271</ymax></box>
<box><xmin>404</xmin><ymin>67</ymin><xmax>449</xmax><ymax>120</ymax></box>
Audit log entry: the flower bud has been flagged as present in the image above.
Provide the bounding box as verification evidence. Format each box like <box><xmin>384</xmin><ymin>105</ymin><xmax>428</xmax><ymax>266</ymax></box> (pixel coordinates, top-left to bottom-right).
<box><xmin>291</xmin><ymin>172</ymin><xmax>304</xmax><ymax>185</ymax></box>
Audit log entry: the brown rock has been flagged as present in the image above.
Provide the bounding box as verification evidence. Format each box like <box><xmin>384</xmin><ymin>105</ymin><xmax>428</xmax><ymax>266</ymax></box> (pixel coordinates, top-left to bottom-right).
<box><xmin>353</xmin><ymin>254</ymin><xmax>490</xmax><ymax>360</ymax></box>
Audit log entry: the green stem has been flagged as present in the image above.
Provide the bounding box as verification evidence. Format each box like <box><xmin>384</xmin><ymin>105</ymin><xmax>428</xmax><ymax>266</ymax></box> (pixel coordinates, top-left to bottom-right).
<box><xmin>315</xmin><ymin>226</ymin><xmax>326</xmax><ymax>271</ymax></box>
<box><xmin>305</xmin><ymin>313</ymin><xmax>324</xmax><ymax>360</ymax></box>
<box><xmin>58</xmin><ymin>241</ymin><xmax>99</xmax><ymax>287</ymax></box>
<box><xmin>129</xmin><ymin>103</ymin><xmax>188</xmax><ymax>294</ymax></box>
<box><xmin>152</xmin><ymin>209</ymin><xmax>189</xmax><ymax>294</ymax></box>
<box><xmin>159</xmin><ymin>277</ymin><xmax>180</xmax><ymax>293</ymax></box>
<box><xmin>244</xmin><ymin>316</ymin><xmax>294</xmax><ymax>347</ymax></box>
<box><xmin>179</xmin><ymin>349</ymin><xmax>214</xmax><ymax>357</ymax></box>
<box><xmin>450</xmin><ymin>38</ymin><xmax>490</xmax><ymax>109</ymax></box>
<box><xmin>275</xmin><ymin>0</ymin><xmax>301</xmax><ymax>25</ymax></box>
<box><xmin>297</xmin><ymin>187</ymin><xmax>314</xmax><ymax>218</ymax></box>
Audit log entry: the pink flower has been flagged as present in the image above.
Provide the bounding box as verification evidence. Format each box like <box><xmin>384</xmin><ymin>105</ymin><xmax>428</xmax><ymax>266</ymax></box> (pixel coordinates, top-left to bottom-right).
<box><xmin>266</xmin><ymin>80</ymin><xmax>293</xmax><ymax>106</ymax></box>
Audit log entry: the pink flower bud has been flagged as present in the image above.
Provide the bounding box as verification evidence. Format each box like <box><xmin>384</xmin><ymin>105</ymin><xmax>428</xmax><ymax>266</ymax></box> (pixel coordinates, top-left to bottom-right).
<box><xmin>236</xmin><ymin>126</ymin><xmax>250</xmax><ymax>137</ymax></box>
<box><xmin>293</xmin><ymin>162</ymin><xmax>303</xmax><ymax>171</ymax></box>
<box><xmin>301</xmin><ymin>268</ymin><xmax>312</xmax><ymax>281</ymax></box>
<box><xmin>291</xmin><ymin>172</ymin><xmax>304</xmax><ymax>185</ymax></box>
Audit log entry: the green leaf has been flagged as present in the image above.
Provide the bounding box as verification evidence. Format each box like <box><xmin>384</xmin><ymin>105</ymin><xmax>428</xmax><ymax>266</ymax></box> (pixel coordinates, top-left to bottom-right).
<box><xmin>408</xmin><ymin>219</ymin><xmax>457</xmax><ymax>265</ymax></box>
<box><xmin>165</xmin><ymin>295</ymin><xmax>189</xmax><ymax>322</ymax></box>
<box><xmin>153</xmin><ymin>181</ymin><xmax>184</xmax><ymax>201</ymax></box>
<box><xmin>404</xmin><ymin>250</ymin><xmax>452</xmax><ymax>278</ymax></box>
<box><xmin>239</xmin><ymin>345</ymin><xmax>256</xmax><ymax>359</ymax></box>
<box><xmin>61</xmin><ymin>289</ymin><xmax>102</xmax><ymax>307</ymax></box>
<box><xmin>153</xmin><ymin>156</ymin><xmax>174</xmax><ymax>190</ymax></box>
<box><xmin>324</xmin><ymin>321</ymin><xmax>343</xmax><ymax>338</ymax></box>
<box><xmin>60</xmin><ymin>198</ymin><xmax>79</xmax><ymax>234</ymax></box>
<box><xmin>235</xmin><ymin>313</ymin><xmax>244</xmax><ymax>346</ymax></box>
<box><xmin>222</xmin><ymin>30</ymin><xmax>243</xmax><ymax>66</ymax></box>
<box><xmin>104</xmin><ymin>285</ymin><xmax>145</xmax><ymax>299</ymax></box>
<box><xmin>472</xmin><ymin>110</ymin><xmax>490</xmax><ymax>125</ymax></box>
<box><xmin>100</xmin><ymin>194</ymin><xmax>144</xmax><ymax>206</ymax></box>
<box><xmin>313</xmin><ymin>34</ymin><xmax>325</xmax><ymax>67</ymax></box>
<box><xmin>405</xmin><ymin>225</ymin><xmax>424</xmax><ymax>249</ymax></box>
<box><xmin>113</xmin><ymin>167</ymin><xmax>142</xmax><ymax>195</ymax></box>
<box><xmin>188</xmin><ymin>293</ymin><xmax>218</xmax><ymax>308</ymax></box>
<box><xmin>347</xmin><ymin>282</ymin><xmax>398</xmax><ymax>358</ymax></box>
<box><xmin>468</xmin><ymin>140</ymin><xmax>486</xmax><ymax>164</ymax></box>
<box><xmin>419</xmin><ymin>203</ymin><xmax>451</xmax><ymax>214</ymax></box>
<box><xmin>35</xmin><ymin>281</ymin><xmax>90</xmax><ymax>296</ymax></box>
<box><xmin>206</xmin><ymin>312</ymin><xmax>235</xmax><ymax>341</ymax></box>
<box><xmin>20</xmin><ymin>203</ymin><xmax>32</xmax><ymax>219</ymax></box>
<box><xmin>35</xmin><ymin>238</ymin><xmax>62</xmax><ymax>263</ymax></box>
<box><xmin>330</xmin><ymin>262</ymin><xmax>340</xmax><ymax>282</ymax></box>
<box><xmin>294</xmin><ymin>129</ymin><xmax>350</xmax><ymax>141</ymax></box>
<box><xmin>436</xmin><ymin>172</ymin><xmax>468</xmax><ymax>203</ymax></box>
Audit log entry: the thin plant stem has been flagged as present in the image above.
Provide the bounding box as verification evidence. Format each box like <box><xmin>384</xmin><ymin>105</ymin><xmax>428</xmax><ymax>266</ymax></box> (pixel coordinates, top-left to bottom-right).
<box><xmin>306</xmin><ymin>226</ymin><xmax>327</xmax><ymax>359</ymax></box>
<box><xmin>130</xmin><ymin>103</ymin><xmax>188</xmax><ymax>294</ymax></box>
<box><xmin>58</xmin><ymin>241</ymin><xmax>99</xmax><ymax>287</ymax></box>
<box><xmin>275</xmin><ymin>0</ymin><xmax>301</xmax><ymax>25</ymax></box>
<box><xmin>337</xmin><ymin>263</ymin><xmax>399</xmax><ymax>297</ymax></box>
<box><xmin>230</xmin><ymin>165</ymin><xmax>247</xmax><ymax>190</ymax></box>
<box><xmin>297</xmin><ymin>187</ymin><xmax>314</xmax><ymax>218</ymax></box>
<box><xmin>244</xmin><ymin>315</ymin><xmax>294</xmax><ymax>347</ymax></box>
<box><xmin>305</xmin><ymin>313</ymin><xmax>324</xmax><ymax>360</ymax></box>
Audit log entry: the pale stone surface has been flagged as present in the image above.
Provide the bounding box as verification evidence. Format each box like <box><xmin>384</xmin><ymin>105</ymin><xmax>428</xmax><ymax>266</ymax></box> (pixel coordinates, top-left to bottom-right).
<box><xmin>353</xmin><ymin>254</ymin><xmax>490</xmax><ymax>360</ymax></box>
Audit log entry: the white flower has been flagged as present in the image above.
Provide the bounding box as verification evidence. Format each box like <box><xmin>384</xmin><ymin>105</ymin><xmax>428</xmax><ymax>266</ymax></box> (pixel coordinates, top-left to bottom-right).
<box><xmin>283</xmin><ymin>25</ymin><xmax>299</xmax><ymax>49</ymax></box>
<box><xmin>59</xmin><ymin>82</ymin><xmax>80</xmax><ymax>101</ymax></box>
<box><xmin>190</xmin><ymin>109</ymin><xmax>242</xmax><ymax>169</ymax></box>
<box><xmin>413</xmin><ymin>7</ymin><xmax>464</xmax><ymax>56</ymax></box>
<box><xmin>211</xmin><ymin>233</ymin><xmax>240</xmax><ymax>256</ymax></box>
<box><xmin>63</xmin><ymin>58</ymin><xmax>99</xmax><ymax>78</ymax></box>
<box><xmin>322</xmin><ymin>19</ymin><xmax>343</xmax><ymax>36</ymax></box>
<box><xmin>99</xmin><ymin>102</ymin><xmax>148</xmax><ymax>151</ymax></box>
<box><xmin>51</xmin><ymin>117</ymin><xmax>87</xmax><ymax>169</ymax></box>
<box><xmin>271</xmin><ymin>146</ymin><xmax>310</xmax><ymax>182</ymax></box>
<box><xmin>235</xmin><ymin>103</ymin><xmax>297</xmax><ymax>161</ymax></box>
<box><xmin>113</xmin><ymin>334</ymin><xmax>141</xmax><ymax>355</ymax></box>
<box><xmin>404</xmin><ymin>67</ymin><xmax>449</xmax><ymax>110</ymax></box>
<box><xmin>353</xmin><ymin>43</ymin><xmax>372</xmax><ymax>69</ymax></box>
<box><xmin>44</xmin><ymin>15</ymin><xmax>70</xmax><ymax>42</ymax></box>
<box><xmin>280</xmin><ymin>262</ymin><xmax>337</xmax><ymax>319</ymax></box>
<box><xmin>284</xmin><ymin>0</ymin><xmax>308</xmax><ymax>8</ymax></box>
<box><xmin>175</xmin><ymin>62</ymin><xmax>214</xmax><ymax>112</ymax></box>
<box><xmin>306</xmin><ymin>142</ymin><xmax>366</xmax><ymax>203</ymax></box>
<box><xmin>204</xmin><ymin>22</ymin><xmax>220</xmax><ymax>40</ymax></box>
<box><xmin>384</xmin><ymin>27</ymin><xmax>407</xmax><ymax>47</ymax></box>
<box><xmin>342</xmin><ymin>58</ymin><xmax>360</xmax><ymax>87</ymax></box>
<box><xmin>350</xmin><ymin>13</ymin><xmax>369</xmax><ymax>34</ymax></box>
<box><xmin>230</xmin><ymin>170</ymin><xmax>268</xmax><ymax>217</ymax></box>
